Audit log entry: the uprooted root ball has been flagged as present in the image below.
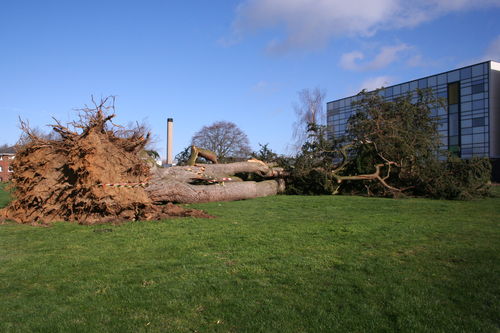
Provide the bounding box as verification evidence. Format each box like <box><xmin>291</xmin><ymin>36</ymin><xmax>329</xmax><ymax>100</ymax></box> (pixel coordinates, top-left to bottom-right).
<box><xmin>0</xmin><ymin>100</ymin><xmax>210</xmax><ymax>224</ymax></box>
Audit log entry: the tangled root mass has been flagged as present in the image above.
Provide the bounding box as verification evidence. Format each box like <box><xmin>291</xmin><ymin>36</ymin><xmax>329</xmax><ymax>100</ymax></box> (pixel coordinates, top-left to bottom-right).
<box><xmin>0</xmin><ymin>98</ymin><xmax>209</xmax><ymax>224</ymax></box>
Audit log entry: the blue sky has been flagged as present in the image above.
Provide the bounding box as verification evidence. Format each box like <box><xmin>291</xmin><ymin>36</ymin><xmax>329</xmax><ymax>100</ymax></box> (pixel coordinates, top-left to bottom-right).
<box><xmin>1</xmin><ymin>0</ymin><xmax>500</xmax><ymax>158</ymax></box>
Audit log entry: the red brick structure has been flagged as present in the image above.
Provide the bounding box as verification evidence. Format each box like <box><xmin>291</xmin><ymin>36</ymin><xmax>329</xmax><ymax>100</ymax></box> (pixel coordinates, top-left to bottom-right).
<box><xmin>0</xmin><ymin>153</ymin><xmax>15</xmax><ymax>182</ymax></box>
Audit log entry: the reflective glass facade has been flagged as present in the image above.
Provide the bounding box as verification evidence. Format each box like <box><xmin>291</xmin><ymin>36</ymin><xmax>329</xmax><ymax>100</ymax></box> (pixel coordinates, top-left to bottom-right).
<box><xmin>327</xmin><ymin>61</ymin><xmax>500</xmax><ymax>159</ymax></box>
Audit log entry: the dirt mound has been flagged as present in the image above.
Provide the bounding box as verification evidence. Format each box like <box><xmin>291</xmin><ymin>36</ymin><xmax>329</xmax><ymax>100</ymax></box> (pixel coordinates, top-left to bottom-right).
<box><xmin>0</xmin><ymin>99</ymin><xmax>210</xmax><ymax>224</ymax></box>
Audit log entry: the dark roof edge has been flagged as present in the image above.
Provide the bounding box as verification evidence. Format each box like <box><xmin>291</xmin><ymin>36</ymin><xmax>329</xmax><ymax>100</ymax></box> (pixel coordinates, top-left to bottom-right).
<box><xmin>0</xmin><ymin>146</ymin><xmax>16</xmax><ymax>154</ymax></box>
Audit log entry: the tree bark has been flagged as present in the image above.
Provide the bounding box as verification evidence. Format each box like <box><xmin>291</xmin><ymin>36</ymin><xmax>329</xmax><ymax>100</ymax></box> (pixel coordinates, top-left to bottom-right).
<box><xmin>146</xmin><ymin>161</ymin><xmax>286</xmax><ymax>203</ymax></box>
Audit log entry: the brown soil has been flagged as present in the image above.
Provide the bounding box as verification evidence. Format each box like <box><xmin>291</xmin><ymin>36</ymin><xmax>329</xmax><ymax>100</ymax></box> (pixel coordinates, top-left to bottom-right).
<box><xmin>0</xmin><ymin>102</ymin><xmax>211</xmax><ymax>224</ymax></box>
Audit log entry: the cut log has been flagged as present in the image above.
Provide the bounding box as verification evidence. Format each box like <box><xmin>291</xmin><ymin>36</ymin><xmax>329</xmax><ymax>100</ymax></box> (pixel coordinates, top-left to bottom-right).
<box><xmin>146</xmin><ymin>161</ymin><xmax>287</xmax><ymax>203</ymax></box>
<box><xmin>147</xmin><ymin>179</ymin><xmax>284</xmax><ymax>203</ymax></box>
<box><xmin>187</xmin><ymin>145</ymin><xmax>218</xmax><ymax>165</ymax></box>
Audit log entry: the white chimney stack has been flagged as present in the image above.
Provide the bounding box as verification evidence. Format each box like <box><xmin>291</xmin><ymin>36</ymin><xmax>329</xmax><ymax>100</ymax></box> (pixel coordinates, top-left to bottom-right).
<box><xmin>167</xmin><ymin>118</ymin><xmax>173</xmax><ymax>165</ymax></box>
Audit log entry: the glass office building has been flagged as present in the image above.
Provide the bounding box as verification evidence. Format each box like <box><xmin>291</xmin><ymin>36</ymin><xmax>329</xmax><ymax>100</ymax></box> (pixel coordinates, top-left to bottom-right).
<box><xmin>327</xmin><ymin>61</ymin><xmax>500</xmax><ymax>179</ymax></box>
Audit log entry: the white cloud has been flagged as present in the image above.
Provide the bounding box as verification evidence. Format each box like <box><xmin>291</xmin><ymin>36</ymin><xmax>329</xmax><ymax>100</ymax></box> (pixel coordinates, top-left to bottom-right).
<box><xmin>217</xmin><ymin>36</ymin><xmax>241</xmax><ymax>48</ymax></box>
<box><xmin>252</xmin><ymin>80</ymin><xmax>270</xmax><ymax>91</ymax></box>
<box><xmin>340</xmin><ymin>43</ymin><xmax>412</xmax><ymax>71</ymax></box>
<box><xmin>483</xmin><ymin>34</ymin><xmax>500</xmax><ymax>62</ymax></box>
<box><xmin>359</xmin><ymin>76</ymin><xmax>393</xmax><ymax>91</ymax></box>
<box><xmin>340</xmin><ymin>51</ymin><xmax>365</xmax><ymax>70</ymax></box>
<box><xmin>230</xmin><ymin>0</ymin><xmax>500</xmax><ymax>53</ymax></box>
<box><xmin>251</xmin><ymin>80</ymin><xmax>281</xmax><ymax>93</ymax></box>
<box><xmin>462</xmin><ymin>34</ymin><xmax>500</xmax><ymax>65</ymax></box>
<box><xmin>368</xmin><ymin>44</ymin><xmax>411</xmax><ymax>69</ymax></box>
<box><xmin>407</xmin><ymin>54</ymin><xmax>424</xmax><ymax>67</ymax></box>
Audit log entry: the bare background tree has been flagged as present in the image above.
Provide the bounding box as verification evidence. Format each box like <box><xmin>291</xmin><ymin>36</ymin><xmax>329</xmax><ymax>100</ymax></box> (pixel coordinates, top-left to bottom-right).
<box><xmin>0</xmin><ymin>144</ymin><xmax>15</xmax><ymax>153</ymax></box>
<box><xmin>191</xmin><ymin>121</ymin><xmax>251</xmax><ymax>162</ymax></box>
<box><xmin>16</xmin><ymin>123</ymin><xmax>62</xmax><ymax>146</ymax></box>
<box><xmin>292</xmin><ymin>87</ymin><xmax>326</xmax><ymax>152</ymax></box>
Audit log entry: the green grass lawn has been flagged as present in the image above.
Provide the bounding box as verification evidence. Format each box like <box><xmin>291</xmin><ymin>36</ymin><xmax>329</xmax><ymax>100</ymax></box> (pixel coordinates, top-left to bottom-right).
<box><xmin>1</xmin><ymin>184</ymin><xmax>499</xmax><ymax>332</ymax></box>
<box><xmin>0</xmin><ymin>182</ymin><xmax>11</xmax><ymax>208</ymax></box>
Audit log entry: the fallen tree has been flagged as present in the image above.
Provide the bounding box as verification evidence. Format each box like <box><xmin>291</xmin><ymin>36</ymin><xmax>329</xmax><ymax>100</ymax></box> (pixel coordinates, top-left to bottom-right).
<box><xmin>147</xmin><ymin>160</ymin><xmax>286</xmax><ymax>203</ymax></box>
<box><xmin>0</xmin><ymin>98</ymin><xmax>285</xmax><ymax>224</ymax></box>
<box><xmin>287</xmin><ymin>90</ymin><xmax>491</xmax><ymax>199</ymax></box>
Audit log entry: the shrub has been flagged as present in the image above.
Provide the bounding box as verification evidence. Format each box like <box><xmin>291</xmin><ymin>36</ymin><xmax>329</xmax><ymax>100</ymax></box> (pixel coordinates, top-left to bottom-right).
<box><xmin>418</xmin><ymin>157</ymin><xmax>492</xmax><ymax>200</ymax></box>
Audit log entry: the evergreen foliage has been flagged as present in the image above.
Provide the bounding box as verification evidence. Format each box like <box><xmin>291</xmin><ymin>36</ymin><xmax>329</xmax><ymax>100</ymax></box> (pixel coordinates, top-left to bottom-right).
<box><xmin>174</xmin><ymin>146</ymin><xmax>191</xmax><ymax>166</ymax></box>
<box><xmin>287</xmin><ymin>89</ymin><xmax>492</xmax><ymax>199</ymax></box>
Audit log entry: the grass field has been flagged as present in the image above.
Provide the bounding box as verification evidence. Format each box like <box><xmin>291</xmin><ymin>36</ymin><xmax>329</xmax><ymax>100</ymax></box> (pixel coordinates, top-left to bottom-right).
<box><xmin>1</xmin><ymin>183</ymin><xmax>499</xmax><ymax>332</ymax></box>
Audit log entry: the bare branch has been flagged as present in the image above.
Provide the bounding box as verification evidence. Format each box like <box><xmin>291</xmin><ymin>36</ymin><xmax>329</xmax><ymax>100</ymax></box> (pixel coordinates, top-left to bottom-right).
<box><xmin>292</xmin><ymin>87</ymin><xmax>326</xmax><ymax>151</ymax></box>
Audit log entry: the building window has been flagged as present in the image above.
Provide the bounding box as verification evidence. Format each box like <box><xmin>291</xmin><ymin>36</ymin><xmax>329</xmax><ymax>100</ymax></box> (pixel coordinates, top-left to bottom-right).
<box><xmin>471</xmin><ymin>84</ymin><xmax>484</xmax><ymax>94</ymax></box>
<box><xmin>448</xmin><ymin>70</ymin><xmax>460</xmax><ymax>82</ymax></box>
<box><xmin>472</xmin><ymin>64</ymin><xmax>484</xmax><ymax>77</ymax></box>
<box><xmin>472</xmin><ymin>99</ymin><xmax>484</xmax><ymax>110</ymax></box>
<box><xmin>449</xmin><ymin>113</ymin><xmax>459</xmax><ymax>136</ymax></box>
<box><xmin>448</xmin><ymin>82</ymin><xmax>460</xmax><ymax>104</ymax></box>
<box><xmin>448</xmin><ymin>82</ymin><xmax>461</xmax><ymax>156</ymax></box>
<box><xmin>472</xmin><ymin>117</ymin><xmax>485</xmax><ymax>127</ymax></box>
<box><xmin>0</xmin><ymin>166</ymin><xmax>2</xmax><ymax>172</ymax></box>
<box><xmin>418</xmin><ymin>78</ymin><xmax>427</xmax><ymax>89</ymax></box>
<box><xmin>460</xmin><ymin>67</ymin><xmax>472</xmax><ymax>80</ymax></box>
<box><xmin>428</xmin><ymin>76</ymin><xmax>437</xmax><ymax>87</ymax></box>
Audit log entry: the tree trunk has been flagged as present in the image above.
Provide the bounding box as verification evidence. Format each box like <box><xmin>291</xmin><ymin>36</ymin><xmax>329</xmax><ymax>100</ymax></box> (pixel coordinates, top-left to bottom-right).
<box><xmin>146</xmin><ymin>161</ymin><xmax>286</xmax><ymax>203</ymax></box>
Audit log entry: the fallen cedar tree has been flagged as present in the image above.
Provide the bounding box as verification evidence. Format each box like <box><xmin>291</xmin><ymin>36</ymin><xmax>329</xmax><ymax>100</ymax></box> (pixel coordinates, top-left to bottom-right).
<box><xmin>0</xmin><ymin>99</ymin><xmax>285</xmax><ymax>224</ymax></box>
